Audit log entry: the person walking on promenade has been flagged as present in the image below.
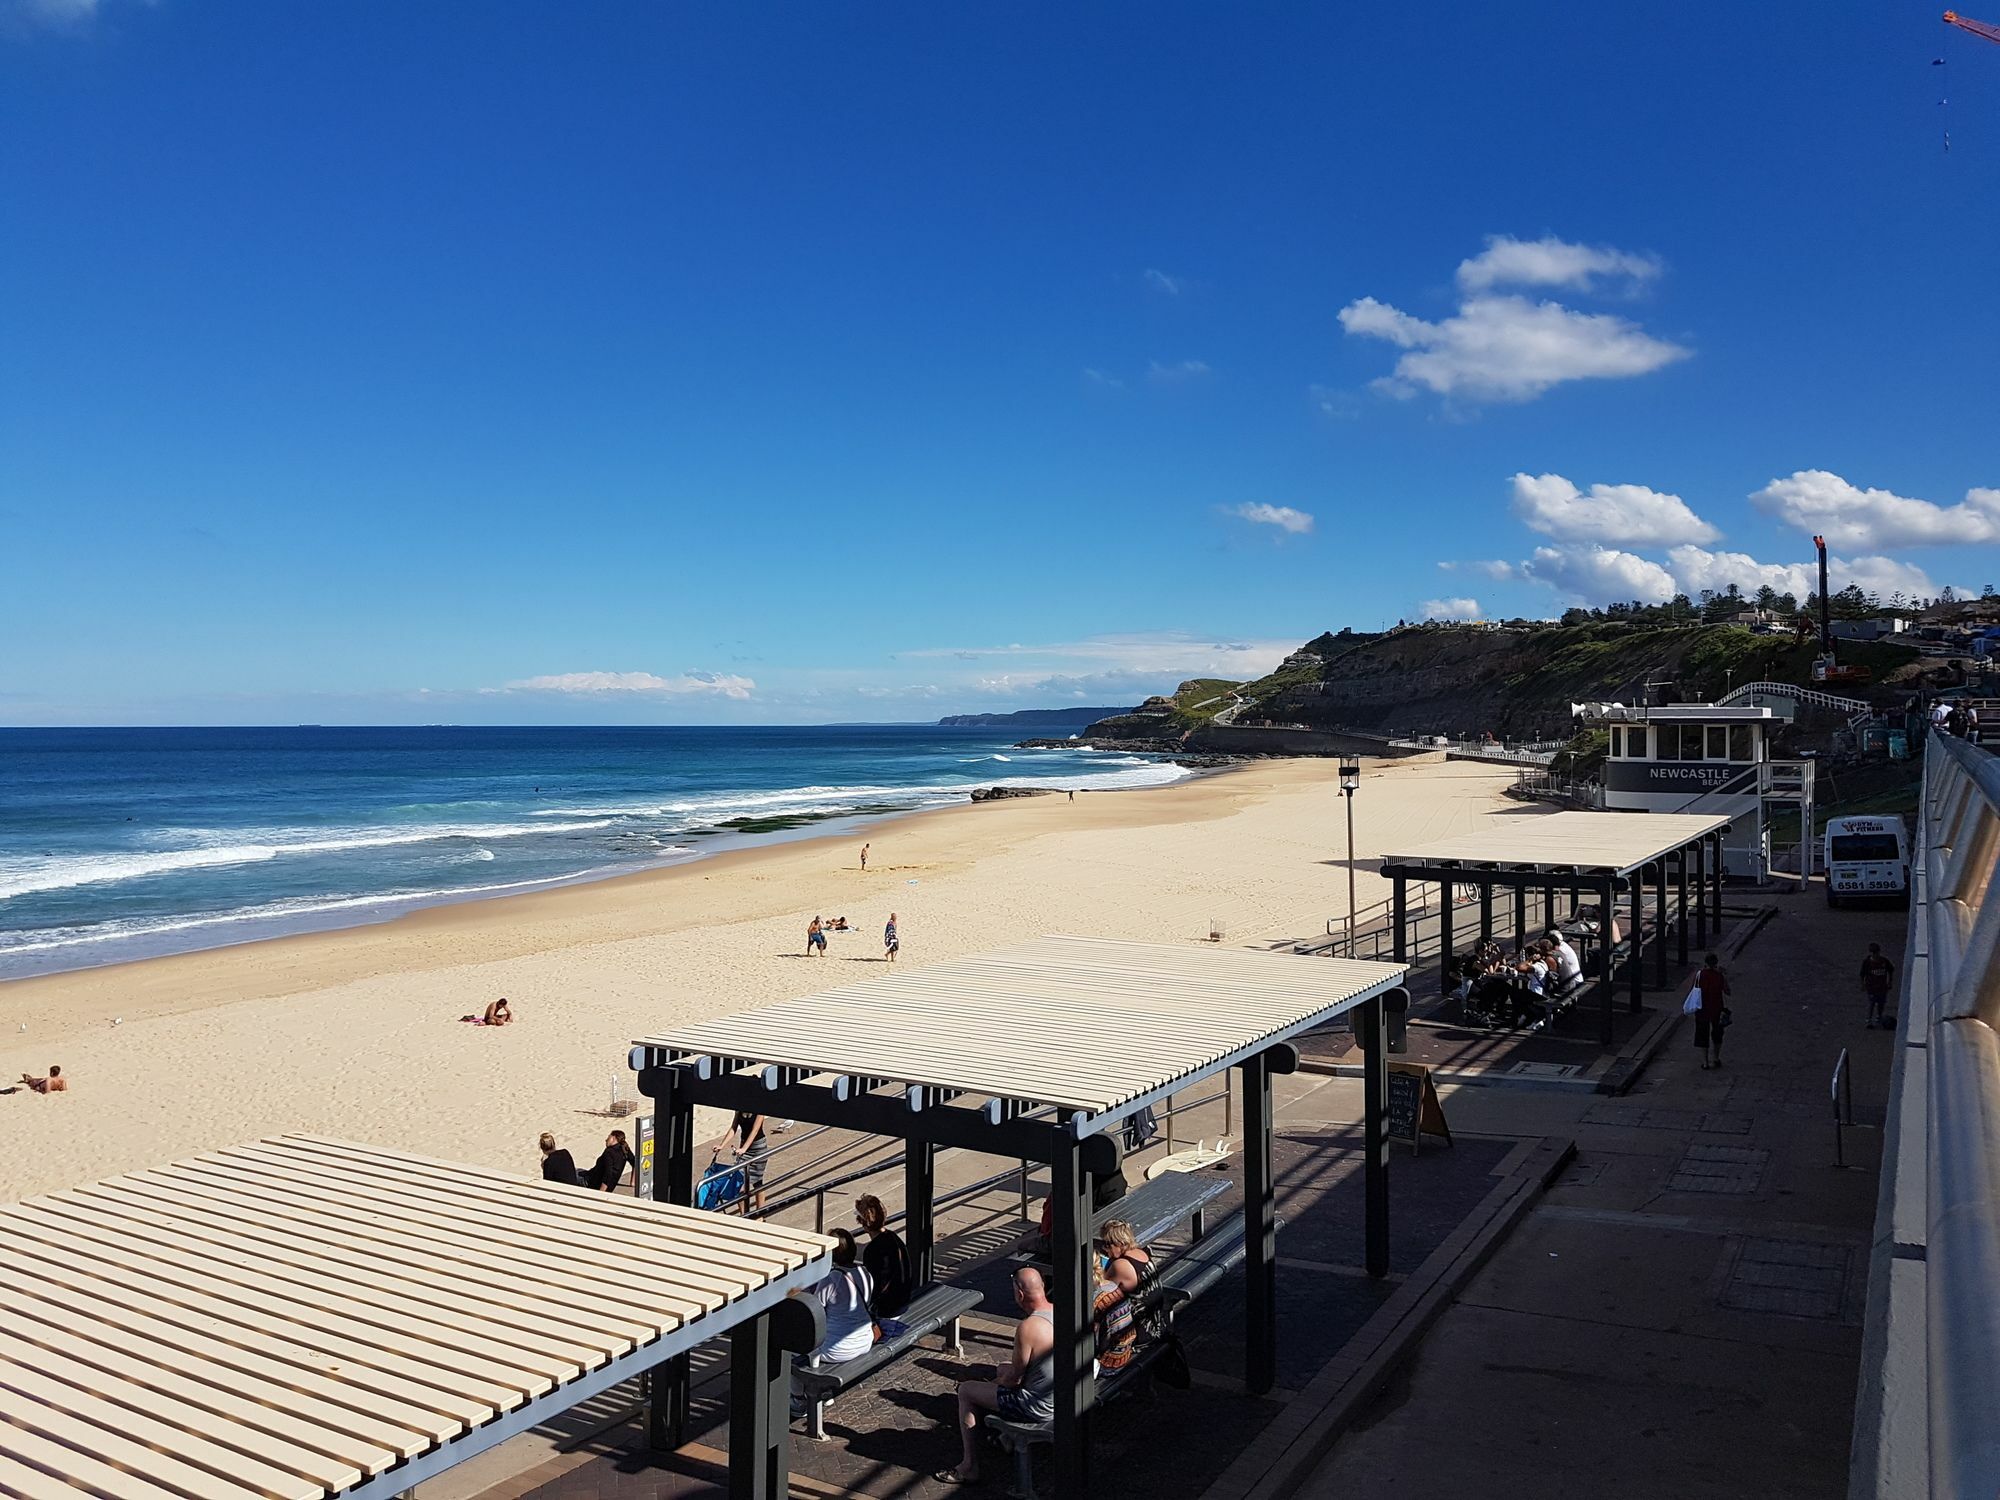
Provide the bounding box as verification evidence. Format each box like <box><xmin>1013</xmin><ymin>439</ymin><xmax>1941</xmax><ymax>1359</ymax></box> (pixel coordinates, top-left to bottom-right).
<box><xmin>1694</xmin><ymin>951</ymin><xmax>1731</xmax><ymax>1070</ymax></box>
<box><xmin>1860</xmin><ymin>942</ymin><xmax>1895</xmax><ymax>1030</ymax></box>
<box><xmin>884</xmin><ymin>911</ymin><xmax>900</xmax><ymax>963</ymax></box>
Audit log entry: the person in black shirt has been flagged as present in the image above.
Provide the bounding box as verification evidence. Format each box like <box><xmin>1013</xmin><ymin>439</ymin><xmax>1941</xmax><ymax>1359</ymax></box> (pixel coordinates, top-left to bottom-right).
<box><xmin>585</xmin><ymin>1129</ymin><xmax>634</xmax><ymax>1192</ymax></box>
<box><xmin>537</xmin><ymin>1132</ymin><xmax>581</xmax><ymax>1186</ymax></box>
<box><xmin>855</xmin><ymin>1193</ymin><xmax>912</xmax><ymax>1320</ymax></box>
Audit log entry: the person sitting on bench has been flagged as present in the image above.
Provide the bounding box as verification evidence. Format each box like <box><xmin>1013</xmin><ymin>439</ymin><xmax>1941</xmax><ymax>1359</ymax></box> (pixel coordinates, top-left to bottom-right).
<box><xmin>937</xmin><ymin>1267</ymin><xmax>1054</xmax><ymax>1485</ymax></box>
<box><xmin>1092</xmin><ymin>1220</ymin><xmax>1157</xmax><ymax>1372</ymax></box>
<box><xmin>1547</xmin><ymin>930</ymin><xmax>1582</xmax><ymax>989</ymax></box>
<box><xmin>792</xmin><ymin>1229</ymin><xmax>875</xmax><ymax>1417</ymax></box>
<box><xmin>855</xmin><ymin>1193</ymin><xmax>911</xmax><ymax>1321</ymax></box>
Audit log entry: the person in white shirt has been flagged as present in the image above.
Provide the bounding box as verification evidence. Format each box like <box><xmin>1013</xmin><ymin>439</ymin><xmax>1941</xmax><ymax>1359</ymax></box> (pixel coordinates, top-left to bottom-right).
<box><xmin>1547</xmin><ymin>931</ymin><xmax>1583</xmax><ymax>988</ymax></box>
<box><xmin>810</xmin><ymin>1230</ymin><xmax>876</xmax><ymax>1364</ymax></box>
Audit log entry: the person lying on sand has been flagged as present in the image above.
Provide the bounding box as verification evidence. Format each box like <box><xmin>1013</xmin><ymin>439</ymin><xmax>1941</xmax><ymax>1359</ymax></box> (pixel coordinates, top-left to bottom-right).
<box><xmin>18</xmin><ymin>1066</ymin><xmax>65</xmax><ymax>1095</ymax></box>
<box><xmin>461</xmin><ymin>998</ymin><xmax>513</xmax><ymax>1026</ymax></box>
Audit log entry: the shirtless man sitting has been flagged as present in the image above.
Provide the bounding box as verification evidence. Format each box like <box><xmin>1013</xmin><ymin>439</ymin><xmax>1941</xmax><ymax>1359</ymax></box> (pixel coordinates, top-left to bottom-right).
<box><xmin>19</xmin><ymin>1065</ymin><xmax>65</xmax><ymax>1094</ymax></box>
<box><xmin>938</xmin><ymin>1267</ymin><xmax>1055</xmax><ymax>1484</ymax></box>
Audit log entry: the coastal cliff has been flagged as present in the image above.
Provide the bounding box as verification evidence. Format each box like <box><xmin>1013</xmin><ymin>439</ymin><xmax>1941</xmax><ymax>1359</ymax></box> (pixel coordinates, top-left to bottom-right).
<box><xmin>1073</xmin><ymin>622</ymin><xmax>1933</xmax><ymax>748</ymax></box>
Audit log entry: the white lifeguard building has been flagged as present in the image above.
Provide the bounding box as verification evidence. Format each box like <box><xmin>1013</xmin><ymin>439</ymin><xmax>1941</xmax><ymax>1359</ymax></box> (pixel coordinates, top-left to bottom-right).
<box><xmin>1575</xmin><ymin>701</ymin><xmax>1813</xmax><ymax>879</ymax></box>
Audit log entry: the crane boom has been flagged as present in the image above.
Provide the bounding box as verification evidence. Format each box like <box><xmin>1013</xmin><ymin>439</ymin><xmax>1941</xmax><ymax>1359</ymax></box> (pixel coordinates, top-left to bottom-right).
<box><xmin>1944</xmin><ymin>10</ymin><xmax>2000</xmax><ymax>44</ymax></box>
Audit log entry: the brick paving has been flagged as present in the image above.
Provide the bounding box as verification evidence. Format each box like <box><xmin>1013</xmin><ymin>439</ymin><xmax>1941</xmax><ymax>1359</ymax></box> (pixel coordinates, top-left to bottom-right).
<box><xmin>497</xmin><ymin>1113</ymin><xmax>1539</xmax><ymax>1500</ymax></box>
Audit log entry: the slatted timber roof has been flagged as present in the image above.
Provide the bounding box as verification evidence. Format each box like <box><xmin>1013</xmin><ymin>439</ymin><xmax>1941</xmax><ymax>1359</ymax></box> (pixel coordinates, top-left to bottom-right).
<box><xmin>1380</xmin><ymin>810</ymin><xmax>1732</xmax><ymax>878</ymax></box>
<box><xmin>638</xmin><ymin>934</ymin><xmax>1407</xmax><ymax>1121</ymax></box>
<box><xmin>0</xmin><ymin>1134</ymin><xmax>831</xmax><ymax>1500</ymax></box>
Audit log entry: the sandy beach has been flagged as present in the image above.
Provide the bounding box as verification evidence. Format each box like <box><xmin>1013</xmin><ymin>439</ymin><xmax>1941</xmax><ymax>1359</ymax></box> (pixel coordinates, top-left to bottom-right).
<box><xmin>0</xmin><ymin>754</ymin><xmax>1530</xmax><ymax>1201</ymax></box>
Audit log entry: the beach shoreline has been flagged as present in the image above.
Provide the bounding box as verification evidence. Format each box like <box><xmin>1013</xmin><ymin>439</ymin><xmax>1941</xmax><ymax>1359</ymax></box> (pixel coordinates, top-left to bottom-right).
<box><xmin>0</xmin><ymin>759</ymin><xmax>1251</xmax><ymax>1038</ymax></box>
<box><xmin>0</xmin><ymin>752</ymin><xmax>1522</xmax><ymax>1204</ymax></box>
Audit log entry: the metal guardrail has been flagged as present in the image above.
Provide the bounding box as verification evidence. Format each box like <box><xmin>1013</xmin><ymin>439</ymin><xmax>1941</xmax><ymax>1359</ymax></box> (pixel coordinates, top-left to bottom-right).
<box><xmin>1917</xmin><ymin>733</ymin><xmax>2000</xmax><ymax>1500</ymax></box>
<box><xmin>1716</xmin><ymin>679</ymin><xmax>1875</xmax><ymax>727</ymax></box>
<box><xmin>1855</xmin><ymin>731</ymin><xmax>2000</xmax><ymax>1498</ymax></box>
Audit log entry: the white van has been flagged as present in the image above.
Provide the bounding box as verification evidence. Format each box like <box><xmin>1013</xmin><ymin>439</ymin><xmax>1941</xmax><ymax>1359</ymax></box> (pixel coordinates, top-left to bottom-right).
<box><xmin>1823</xmin><ymin>815</ymin><xmax>1910</xmax><ymax>907</ymax></box>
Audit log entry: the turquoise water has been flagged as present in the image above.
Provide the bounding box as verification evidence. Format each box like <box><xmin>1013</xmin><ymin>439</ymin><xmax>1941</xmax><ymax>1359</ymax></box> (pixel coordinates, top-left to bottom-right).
<box><xmin>0</xmin><ymin>725</ymin><xmax>1184</xmax><ymax>978</ymax></box>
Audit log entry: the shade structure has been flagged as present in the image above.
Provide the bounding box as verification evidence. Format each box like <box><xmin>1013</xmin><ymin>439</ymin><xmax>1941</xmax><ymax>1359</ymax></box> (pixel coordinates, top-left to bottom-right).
<box><xmin>632</xmin><ymin>934</ymin><xmax>1414</xmax><ymax>1499</ymax></box>
<box><xmin>637</xmin><ymin>934</ymin><xmax>1410</xmax><ymax>1130</ymax></box>
<box><xmin>1380</xmin><ymin>810</ymin><xmax>1732</xmax><ymax>877</ymax></box>
<box><xmin>0</xmin><ymin>1134</ymin><xmax>832</xmax><ymax>1500</ymax></box>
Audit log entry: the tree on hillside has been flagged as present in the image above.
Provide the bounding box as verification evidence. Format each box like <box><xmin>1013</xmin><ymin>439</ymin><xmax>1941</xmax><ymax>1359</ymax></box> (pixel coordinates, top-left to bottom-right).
<box><xmin>1755</xmin><ymin>585</ymin><xmax>1779</xmax><ymax>612</ymax></box>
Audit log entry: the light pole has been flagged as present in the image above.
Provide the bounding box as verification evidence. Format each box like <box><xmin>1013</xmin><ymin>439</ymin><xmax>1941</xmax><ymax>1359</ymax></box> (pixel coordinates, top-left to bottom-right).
<box><xmin>1339</xmin><ymin>758</ymin><xmax>1361</xmax><ymax>953</ymax></box>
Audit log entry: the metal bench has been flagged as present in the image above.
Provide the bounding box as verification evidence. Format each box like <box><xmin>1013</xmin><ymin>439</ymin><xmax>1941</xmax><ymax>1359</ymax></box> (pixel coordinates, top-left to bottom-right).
<box><xmin>1095</xmin><ymin>1164</ymin><xmax>1231</xmax><ymax>1246</ymax></box>
<box><xmin>795</xmin><ymin>1280</ymin><xmax>983</xmax><ymax>1441</ymax></box>
<box><xmin>985</xmin><ymin>1215</ymin><xmax>1274</xmax><ymax>1497</ymax></box>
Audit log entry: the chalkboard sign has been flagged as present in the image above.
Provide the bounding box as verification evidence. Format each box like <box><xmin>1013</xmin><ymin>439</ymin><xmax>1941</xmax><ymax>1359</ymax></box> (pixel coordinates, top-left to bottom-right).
<box><xmin>1386</xmin><ymin>1068</ymin><xmax>1422</xmax><ymax>1145</ymax></box>
<box><xmin>1386</xmin><ymin>1061</ymin><xmax>1453</xmax><ymax>1155</ymax></box>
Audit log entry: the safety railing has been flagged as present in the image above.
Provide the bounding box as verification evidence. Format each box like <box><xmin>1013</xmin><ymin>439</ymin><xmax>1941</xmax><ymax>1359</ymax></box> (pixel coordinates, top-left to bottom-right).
<box><xmin>1854</xmin><ymin>731</ymin><xmax>2000</xmax><ymax>1499</ymax></box>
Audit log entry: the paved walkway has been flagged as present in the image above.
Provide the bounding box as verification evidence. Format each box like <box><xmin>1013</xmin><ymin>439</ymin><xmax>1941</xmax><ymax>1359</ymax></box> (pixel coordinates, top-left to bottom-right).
<box><xmin>1292</xmin><ymin>887</ymin><xmax>1902</xmax><ymax>1500</ymax></box>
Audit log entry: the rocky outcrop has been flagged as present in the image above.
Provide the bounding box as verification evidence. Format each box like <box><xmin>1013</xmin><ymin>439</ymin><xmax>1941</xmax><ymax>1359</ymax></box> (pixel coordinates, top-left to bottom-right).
<box><xmin>969</xmin><ymin>786</ymin><xmax>1058</xmax><ymax>802</ymax></box>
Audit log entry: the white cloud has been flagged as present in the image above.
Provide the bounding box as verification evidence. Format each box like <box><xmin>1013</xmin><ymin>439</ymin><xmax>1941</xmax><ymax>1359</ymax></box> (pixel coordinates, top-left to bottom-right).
<box><xmin>1339</xmin><ymin>293</ymin><xmax>1689</xmax><ymax>402</ymax></box>
<box><xmin>1509</xmin><ymin>472</ymin><xmax>1720</xmax><ymax>547</ymax></box>
<box><xmin>1147</xmin><ymin>359</ymin><xmax>1211</xmax><ymax>383</ymax></box>
<box><xmin>497</xmin><ymin>670</ymin><xmax>755</xmax><ymax>699</ymax></box>
<box><xmin>1440</xmin><ymin>559</ymin><xmax>1522</xmax><ymax>581</ymax></box>
<box><xmin>1456</xmin><ymin>234</ymin><xmax>1661</xmax><ymax>294</ymax></box>
<box><xmin>1083</xmin><ymin>367</ymin><xmax>1124</xmax><ymax>389</ymax></box>
<box><xmin>18</xmin><ymin>0</ymin><xmax>100</xmax><ymax>21</ymax></box>
<box><xmin>1522</xmin><ymin>545</ymin><xmax>1678</xmax><ymax>606</ymax></box>
<box><xmin>1749</xmin><ymin>470</ymin><xmax>2000</xmax><ymax>550</ymax></box>
<box><xmin>1665</xmin><ymin>546</ymin><xmax>1940</xmax><ymax>602</ymax></box>
<box><xmin>1143</xmin><ymin>268</ymin><xmax>1184</xmax><ymax>295</ymax></box>
<box><xmin>1420</xmin><ymin>597</ymin><xmax>1483</xmax><ymax>621</ymax></box>
<box><xmin>1229</xmin><ymin>503</ymin><xmax>1315</xmax><ymax>535</ymax></box>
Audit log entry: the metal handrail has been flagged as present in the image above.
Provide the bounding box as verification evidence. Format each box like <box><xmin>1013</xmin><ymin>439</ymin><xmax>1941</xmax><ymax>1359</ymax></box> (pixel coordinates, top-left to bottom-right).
<box><xmin>1918</xmin><ymin>734</ymin><xmax>2000</xmax><ymax>1499</ymax></box>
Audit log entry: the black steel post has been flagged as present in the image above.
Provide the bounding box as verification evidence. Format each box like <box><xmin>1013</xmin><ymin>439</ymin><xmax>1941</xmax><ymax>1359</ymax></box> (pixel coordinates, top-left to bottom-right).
<box><xmin>1710</xmin><ymin>834</ymin><xmax>1724</xmax><ymax>934</ymax></box>
<box><xmin>1362</xmin><ymin>992</ymin><xmax>1390</xmax><ymax>1278</ymax></box>
<box><xmin>1479</xmin><ymin>883</ymin><xmax>1493</xmax><ymax>945</ymax></box>
<box><xmin>1391</xmin><ymin>876</ymin><xmax>1408</xmax><ymax>964</ymax></box>
<box><xmin>904</xmin><ymin>1139</ymin><xmax>936</xmax><ymax>1290</ymax></box>
<box><xmin>1241</xmin><ymin>1050</ymin><xmax>1278</xmax><ymax>1393</ymax></box>
<box><xmin>648</xmin><ymin>1068</ymin><xmax>696</xmax><ymax>1451</ymax></box>
<box><xmin>1051</xmin><ymin>1140</ymin><xmax>1094</xmax><ymax>1498</ymax></box>
<box><xmin>1653</xmin><ymin>860</ymin><xmax>1669</xmax><ymax>987</ymax></box>
<box><xmin>1513</xmin><ymin>882</ymin><xmax>1526</xmax><ymax>952</ymax></box>
<box><xmin>1694</xmin><ymin>838</ymin><xmax>1709</xmax><ymax>948</ymax></box>
<box><xmin>1676</xmin><ymin>850</ymin><xmax>1690</xmax><ymax>966</ymax></box>
<box><xmin>1438</xmin><ymin>882</ymin><xmax>1455</xmax><ymax>1002</ymax></box>
<box><xmin>1628</xmin><ymin>871</ymin><xmax>1644</xmax><ymax>1011</ymax></box>
<box><xmin>1599</xmin><ymin>876</ymin><xmax>1618</xmax><ymax>1047</ymax></box>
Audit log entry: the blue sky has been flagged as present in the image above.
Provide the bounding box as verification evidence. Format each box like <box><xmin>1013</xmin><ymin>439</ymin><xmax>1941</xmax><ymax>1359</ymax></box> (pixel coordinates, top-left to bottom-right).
<box><xmin>3</xmin><ymin>0</ymin><xmax>1996</xmax><ymax>725</ymax></box>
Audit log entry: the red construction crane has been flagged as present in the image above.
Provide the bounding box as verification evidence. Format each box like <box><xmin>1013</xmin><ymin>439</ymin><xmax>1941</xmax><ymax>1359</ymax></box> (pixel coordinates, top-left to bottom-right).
<box><xmin>1943</xmin><ymin>10</ymin><xmax>2000</xmax><ymax>45</ymax></box>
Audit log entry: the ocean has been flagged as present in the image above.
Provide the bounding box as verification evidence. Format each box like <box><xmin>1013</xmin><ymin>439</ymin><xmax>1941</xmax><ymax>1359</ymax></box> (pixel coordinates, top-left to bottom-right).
<box><xmin>0</xmin><ymin>725</ymin><xmax>1187</xmax><ymax>980</ymax></box>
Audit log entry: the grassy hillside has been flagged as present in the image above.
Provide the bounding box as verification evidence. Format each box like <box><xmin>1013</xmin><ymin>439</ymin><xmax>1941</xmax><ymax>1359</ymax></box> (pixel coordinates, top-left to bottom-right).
<box><xmin>1228</xmin><ymin>622</ymin><xmax>1928</xmax><ymax>740</ymax></box>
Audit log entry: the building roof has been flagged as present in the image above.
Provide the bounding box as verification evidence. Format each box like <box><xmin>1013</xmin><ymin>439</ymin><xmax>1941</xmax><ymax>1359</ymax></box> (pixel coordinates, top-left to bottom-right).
<box><xmin>0</xmin><ymin>1135</ymin><xmax>831</xmax><ymax>1500</ymax></box>
<box><xmin>638</xmin><ymin>935</ymin><xmax>1408</xmax><ymax>1124</ymax></box>
<box><xmin>1380</xmin><ymin>810</ymin><xmax>1731</xmax><ymax>877</ymax></box>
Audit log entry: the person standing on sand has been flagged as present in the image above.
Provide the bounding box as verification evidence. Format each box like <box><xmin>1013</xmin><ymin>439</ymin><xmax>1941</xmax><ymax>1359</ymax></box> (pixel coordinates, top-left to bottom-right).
<box><xmin>860</xmin><ymin>842</ymin><xmax>869</xmax><ymax>871</ymax></box>
<box><xmin>1694</xmin><ymin>951</ymin><xmax>1731</xmax><ymax>1069</ymax></box>
<box><xmin>807</xmin><ymin>915</ymin><xmax>826</xmax><ymax>956</ymax></box>
<box><xmin>884</xmin><ymin>912</ymin><xmax>900</xmax><ymax>963</ymax></box>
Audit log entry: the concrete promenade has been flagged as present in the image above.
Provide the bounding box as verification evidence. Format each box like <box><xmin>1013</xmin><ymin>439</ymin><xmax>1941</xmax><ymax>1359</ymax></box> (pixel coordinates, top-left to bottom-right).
<box><xmin>1294</xmin><ymin>886</ymin><xmax>1903</xmax><ymax>1500</ymax></box>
